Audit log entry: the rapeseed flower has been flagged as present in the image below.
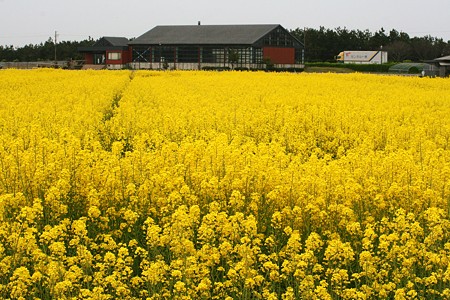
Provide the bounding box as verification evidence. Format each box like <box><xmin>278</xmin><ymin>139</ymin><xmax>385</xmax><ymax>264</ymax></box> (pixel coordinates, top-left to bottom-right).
<box><xmin>1</xmin><ymin>69</ymin><xmax>450</xmax><ymax>298</ymax></box>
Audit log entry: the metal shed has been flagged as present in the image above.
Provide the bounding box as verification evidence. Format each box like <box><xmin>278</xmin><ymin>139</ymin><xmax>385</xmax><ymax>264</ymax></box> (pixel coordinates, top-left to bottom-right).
<box><xmin>425</xmin><ymin>55</ymin><xmax>450</xmax><ymax>77</ymax></box>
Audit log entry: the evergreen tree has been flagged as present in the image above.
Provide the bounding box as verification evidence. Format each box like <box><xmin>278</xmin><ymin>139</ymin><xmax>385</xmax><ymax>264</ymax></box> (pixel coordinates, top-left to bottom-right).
<box><xmin>291</xmin><ymin>27</ymin><xmax>449</xmax><ymax>62</ymax></box>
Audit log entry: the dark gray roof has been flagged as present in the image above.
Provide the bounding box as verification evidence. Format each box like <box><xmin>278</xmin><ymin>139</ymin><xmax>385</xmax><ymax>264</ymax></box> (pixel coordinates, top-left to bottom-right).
<box><xmin>425</xmin><ymin>55</ymin><xmax>450</xmax><ymax>66</ymax></box>
<box><xmin>129</xmin><ymin>24</ymin><xmax>281</xmax><ymax>45</ymax></box>
<box><xmin>78</xmin><ymin>36</ymin><xmax>129</xmax><ymax>52</ymax></box>
<box><xmin>95</xmin><ymin>36</ymin><xmax>129</xmax><ymax>47</ymax></box>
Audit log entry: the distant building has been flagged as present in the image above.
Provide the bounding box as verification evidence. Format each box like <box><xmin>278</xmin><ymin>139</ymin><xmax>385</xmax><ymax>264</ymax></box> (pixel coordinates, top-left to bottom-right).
<box><xmin>78</xmin><ymin>24</ymin><xmax>304</xmax><ymax>70</ymax></box>
<box><xmin>78</xmin><ymin>37</ymin><xmax>131</xmax><ymax>69</ymax></box>
<box><xmin>425</xmin><ymin>55</ymin><xmax>450</xmax><ymax>77</ymax></box>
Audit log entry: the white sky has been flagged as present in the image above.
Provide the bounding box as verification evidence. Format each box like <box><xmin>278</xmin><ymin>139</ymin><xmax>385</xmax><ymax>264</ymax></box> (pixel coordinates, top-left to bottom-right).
<box><xmin>1</xmin><ymin>0</ymin><xmax>449</xmax><ymax>47</ymax></box>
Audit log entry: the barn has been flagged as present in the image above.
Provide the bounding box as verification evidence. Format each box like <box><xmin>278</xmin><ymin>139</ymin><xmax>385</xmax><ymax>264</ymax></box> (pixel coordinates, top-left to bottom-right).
<box><xmin>78</xmin><ymin>37</ymin><xmax>131</xmax><ymax>69</ymax></box>
<box><xmin>79</xmin><ymin>24</ymin><xmax>304</xmax><ymax>70</ymax></box>
<box><xmin>128</xmin><ymin>24</ymin><xmax>304</xmax><ymax>70</ymax></box>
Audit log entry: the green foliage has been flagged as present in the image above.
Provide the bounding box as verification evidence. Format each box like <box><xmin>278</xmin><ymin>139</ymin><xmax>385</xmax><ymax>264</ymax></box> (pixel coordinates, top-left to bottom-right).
<box><xmin>201</xmin><ymin>65</ymin><xmax>304</xmax><ymax>73</ymax></box>
<box><xmin>228</xmin><ymin>49</ymin><xmax>240</xmax><ymax>69</ymax></box>
<box><xmin>306</xmin><ymin>62</ymin><xmax>394</xmax><ymax>73</ymax></box>
<box><xmin>162</xmin><ymin>60</ymin><xmax>169</xmax><ymax>70</ymax></box>
<box><xmin>267</xmin><ymin>67</ymin><xmax>304</xmax><ymax>73</ymax></box>
<box><xmin>408</xmin><ymin>66</ymin><xmax>420</xmax><ymax>74</ymax></box>
<box><xmin>234</xmin><ymin>67</ymin><xmax>249</xmax><ymax>71</ymax></box>
<box><xmin>291</xmin><ymin>27</ymin><xmax>449</xmax><ymax>62</ymax></box>
<box><xmin>0</xmin><ymin>38</ymin><xmax>95</xmax><ymax>62</ymax></box>
<box><xmin>263</xmin><ymin>57</ymin><xmax>274</xmax><ymax>70</ymax></box>
<box><xmin>201</xmin><ymin>66</ymin><xmax>231</xmax><ymax>71</ymax></box>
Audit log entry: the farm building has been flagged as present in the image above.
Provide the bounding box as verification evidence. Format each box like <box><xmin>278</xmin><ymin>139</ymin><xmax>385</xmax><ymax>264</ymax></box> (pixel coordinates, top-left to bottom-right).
<box><xmin>78</xmin><ymin>24</ymin><xmax>304</xmax><ymax>70</ymax></box>
<box><xmin>78</xmin><ymin>37</ymin><xmax>131</xmax><ymax>69</ymax></box>
<box><xmin>425</xmin><ymin>55</ymin><xmax>450</xmax><ymax>77</ymax></box>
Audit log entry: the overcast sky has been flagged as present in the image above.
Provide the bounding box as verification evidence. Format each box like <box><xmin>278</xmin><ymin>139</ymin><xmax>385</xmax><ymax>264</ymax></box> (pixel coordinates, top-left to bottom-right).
<box><xmin>1</xmin><ymin>0</ymin><xmax>449</xmax><ymax>47</ymax></box>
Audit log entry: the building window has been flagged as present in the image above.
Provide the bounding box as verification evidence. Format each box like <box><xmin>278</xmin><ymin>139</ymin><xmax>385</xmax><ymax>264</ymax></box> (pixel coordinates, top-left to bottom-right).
<box><xmin>178</xmin><ymin>46</ymin><xmax>199</xmax><ymax>63</ymax></box>
<box><xmin>160</xmin><ymin>47</ymin><xmax>175</xmax><ymax>63</ymax></box>
<box><xmin>253</xmin><ymin>48</ymin><xmax>263</xmax><ymax>64</ymax></box>
<box><xmin>133</xmin><ymin>47</ymin><xmax>151</xmax><ymax>62</ymax></box>
<box><xmin>212</xmin><ymin>48</ymin><xmax>225</xmax><ymax>63</ymax></box>
<box><xmin>108</xmin><ymin>52</ymin><xmax>121</xmax><ymax>60</ymax></box>
<box><xmin>263</xmin><ymin>28</ymin><xmax>294</xmax><ymax>47</ymax></box>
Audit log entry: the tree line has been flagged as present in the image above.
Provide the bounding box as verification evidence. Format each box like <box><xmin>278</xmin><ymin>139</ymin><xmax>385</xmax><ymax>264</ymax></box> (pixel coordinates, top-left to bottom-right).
<box><xmin>290</xmin><ymin>27</ymin><xmax>450</xmax><ymax>62</ymax></box>
<box><xmin>1</xmin><ymin>28</ymin><xmax>450</xmax><ymax>63</ymax></box>
<box><xmin>0</xmin><ymin>38</ymin><xmax>94</xmax><ymax>62</ymax></box>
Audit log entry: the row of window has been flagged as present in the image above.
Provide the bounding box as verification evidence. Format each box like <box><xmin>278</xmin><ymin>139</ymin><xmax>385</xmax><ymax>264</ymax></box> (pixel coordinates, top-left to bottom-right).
<box><xmin>131</xmin><ymin>47</ymin><xmax>266</xmax><ymax>65</ymax></box>
<box><xmin>101</xmin><ymin>46</ymin><xmax>302</xmax><ymax>64</ymax></box>
<box><xmin>262</xmin><ymin>28</ymin><xmax>295</xmax><ymax>47</ymax></box>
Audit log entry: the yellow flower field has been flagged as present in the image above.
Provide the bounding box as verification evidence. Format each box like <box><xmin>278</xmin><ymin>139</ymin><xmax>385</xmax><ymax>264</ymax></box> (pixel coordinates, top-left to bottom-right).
<box><xmin>0</xmin><ymin>69</ymin><xmax>450</xmax><ymax>299</ymax></box>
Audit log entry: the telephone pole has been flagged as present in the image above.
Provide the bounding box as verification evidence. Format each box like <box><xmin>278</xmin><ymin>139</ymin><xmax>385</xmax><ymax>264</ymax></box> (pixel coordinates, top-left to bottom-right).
<box><xmin>302</xmin><ymin>27</ymin><xmax>306</xmax><ymax>64</ymax></box>
<box><xmin>54</xmin><ymin>31</ymin><xmax>58</xmax><ymax>63</ymax></box>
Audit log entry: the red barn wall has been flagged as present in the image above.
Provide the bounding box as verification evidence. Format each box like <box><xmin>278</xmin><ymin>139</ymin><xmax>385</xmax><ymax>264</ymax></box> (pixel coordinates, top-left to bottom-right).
<box><xmin>106</xmin><ymin>49</ymin><xmax>132</xmax><ymax>65</ymax></box>
<box><xmin>84</xmin><ymin>53</ymin><xmax>94</xmax><ymax>64</ymax></box>
<box><xmin>121</xmin><ymin>47</ymin><xmax>132</xmax><ymax>64</ymax></box>
<box><xmin>263</xmin><ymin>47</ymin><xmax>295</xmax><ymax>64</ymax></box>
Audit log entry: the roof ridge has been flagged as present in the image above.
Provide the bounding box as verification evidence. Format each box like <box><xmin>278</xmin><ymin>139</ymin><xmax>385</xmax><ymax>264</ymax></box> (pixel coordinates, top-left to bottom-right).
<box><xmin>155</xmin><ymin>24</ymin><xmax>280</xmax><ymax>26</ymax></box>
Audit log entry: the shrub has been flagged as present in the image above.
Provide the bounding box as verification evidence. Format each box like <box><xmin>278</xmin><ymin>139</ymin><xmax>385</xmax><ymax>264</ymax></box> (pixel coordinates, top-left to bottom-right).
<box><xmin>408</xmin><ymin>66</ymin><xmax>420</xmax><ymax>74</ymax></box>
<box><xmin>201</xmin><ymin>66</ymin><xmax>231</xmax><ymax>71</ymax></box>
<box><xmin>306</xmin><ymin>62</ymin><xmax>394</xmax><ymax>72</ymax></box>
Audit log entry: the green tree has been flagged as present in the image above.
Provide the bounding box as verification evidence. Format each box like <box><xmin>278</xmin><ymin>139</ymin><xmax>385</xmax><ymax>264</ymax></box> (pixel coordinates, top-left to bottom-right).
<box><xmin>0</xmin><ymin>38</ymin><xmax>94</xmax><ymax>62</ymax></box>
<box><xmin>228</xmin><ymin>49</ymin><xmax>240</xmax><ymax>69</ymax></box>
<box><xmin>291</xmin><ymin>26</ymin><xmax>448</xmax><ymax>62</ymax></box>
<box><xmin>385</xmin><ymin>41</ymin><xmax>412</xmax><ymax>62</ymax></box>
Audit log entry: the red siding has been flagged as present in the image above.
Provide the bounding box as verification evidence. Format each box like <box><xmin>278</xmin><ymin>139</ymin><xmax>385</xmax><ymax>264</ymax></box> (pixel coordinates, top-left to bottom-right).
<box><xmin>121</xmin><ymin>46</ymin><xmax>132</xmax><ymax>64</ymax></box>
<box><xmin>105</xmin><ymin>49</ymin><xmax>133</xmax><ymax>65</ymax></box>
<box><xmin>84</xmin><ymin>53</ymin><xmax>94</xmax><ymax>64</ymax></box>
<box><xmin>263</xmin><ymin>47</ymin><xmax>295</xmax><ymax>64</ymax></box>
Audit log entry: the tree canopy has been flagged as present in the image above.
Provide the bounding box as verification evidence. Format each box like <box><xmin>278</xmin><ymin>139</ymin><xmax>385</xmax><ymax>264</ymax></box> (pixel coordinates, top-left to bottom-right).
<box><xmin>0</xmin><ymin>38</ymin><xmax>94</xmax><ymax>62</ymax></box>
<box><xmin>290</xmin><ymin>27</ymin><xmax>450</xmax><ymax>62</ymax></box>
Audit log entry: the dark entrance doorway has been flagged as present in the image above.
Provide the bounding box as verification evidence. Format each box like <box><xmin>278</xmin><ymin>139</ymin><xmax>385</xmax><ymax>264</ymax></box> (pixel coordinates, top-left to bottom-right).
<box><xmin>93</xmin><ymin>54</ymin><xmax>105</xmax><ymax>65</ymax></box>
